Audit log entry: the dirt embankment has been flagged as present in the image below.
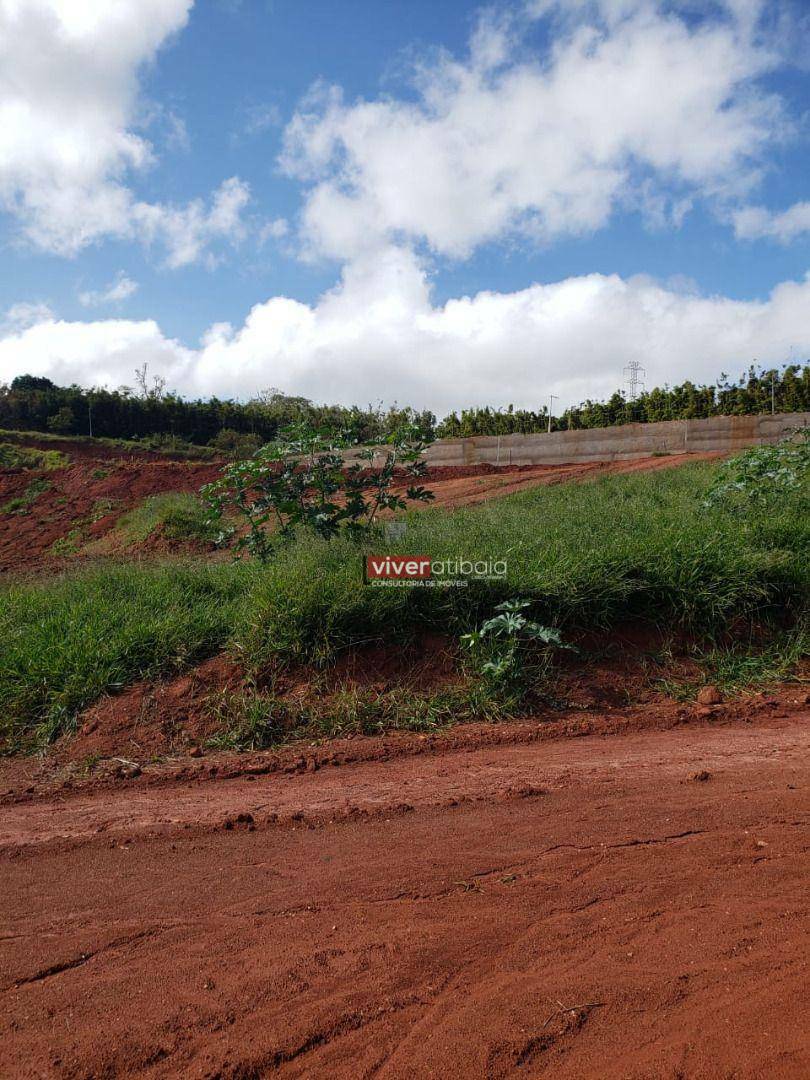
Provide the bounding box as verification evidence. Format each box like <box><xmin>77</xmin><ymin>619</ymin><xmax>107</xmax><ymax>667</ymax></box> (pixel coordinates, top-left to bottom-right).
<box><xmin>1</xmin><ymin>707</ymin><xmax>808</xmax><ymax>1078</ymax></box>
<box><xmin>0</xmin><ymin>458</ymin><xmax>224</xmax><ymax>572</ymax></box>
<box><xmin>0</xmin><ymin>448</ymin><xmax>725</xmax><ymax>574</ymax></box>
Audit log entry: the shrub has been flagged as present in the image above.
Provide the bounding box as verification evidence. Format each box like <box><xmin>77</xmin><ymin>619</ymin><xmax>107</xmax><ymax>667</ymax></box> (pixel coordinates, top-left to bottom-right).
<box><xmin>203</xmin><ymin>423</ymin><xmax>434</xmax><ymax>561</ymax></box>
<box><xmin>209</xmin><ymin>428</ymin><xmax>263</xmax><ymax>459</ymax></box>
<box><xmin>705</xmin><ymin>428</ymin><xmax>810</xmax><ymax>509</ymax></box>
<box><xmin>461</xmin><ymin>598</ymin><xmax>572</xmax><ymax>705</ymax></box>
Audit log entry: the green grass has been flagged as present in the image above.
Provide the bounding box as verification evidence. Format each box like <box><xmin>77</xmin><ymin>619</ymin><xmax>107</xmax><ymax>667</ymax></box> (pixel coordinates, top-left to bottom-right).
<box><xmin>204</xmin><ymin>683</ymin><xmax>503</xmax><ymax>752</ymax></box>
<box><xmin>116</xmin><ymin>492</ymin><xmax>219</xmax><ymax>544</ymax></box>
<box><xmin>1</xmin><ymin>460</ymin><xmax>807</xmax><ymax>750</ymax></box>
<box><xmin>0</xmin><ymin>562</ymin><xmax>253</xmax><ymax>750</ymax></box>
<box><xmin>0</xmin><ymin>427</ymin><xmax>215</xmax><ymax>460</ymax></box>
<box><xmin>0</xmin><ymin>478</ymin><xmax>52</xmax><ymax>515</ymax></box>
<box><xmin>658</xmin><ymin>626</ymin><xmax>809</xmax><ymax>700</ymax></box>
<box><xmin>0</xmin><ymin>441</ymin><xmax>68</xmax><ymax>471</ymax></box>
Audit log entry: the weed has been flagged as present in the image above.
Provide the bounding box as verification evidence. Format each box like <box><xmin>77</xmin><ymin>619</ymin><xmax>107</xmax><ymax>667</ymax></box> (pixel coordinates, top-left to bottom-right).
<box><xmin>117</xmin><ymin>492</ymin><xmax>219</xmax><ymax>544</ymax></box>
<box><xmin>2</xmin><ymin>461</ymin><xmax>808</xmax><ymax>749</ymax></box>
<box><xmin>0</xmin><ymin>478</ymin><xmax>51</xmax><ymax>515</ymax></box>
<box><xmin>204</xmin><ymin>681</ymin><xmax>503</xmax><ymax>752</ymax></box>
<box><xmin>659</xmin><ymin>626</ymin><xmax>808</xmax><ymax>699</ymax></box>
<box><xmin>50</xmin><ymin>528</ymin><xmax>83</xmax><ymax>556</ymax></box>
<box><xmin>705</xmin><ymin>427</ymin><xmax>810</xmax><ymax>509</ymax></box>
<box><xmin>461</xmin><ymin>599</ymin><xmax>572</xmax><ymax>707</ymax></box>
<box><xmin>0</xmin><ymin>441</ymin><xmax>68</xmax><ymax>471</ymax></box>
<box><xmin>89</xmin><ymin>497</ymin><xmax>120</xmax><ymax>522</ymax></box>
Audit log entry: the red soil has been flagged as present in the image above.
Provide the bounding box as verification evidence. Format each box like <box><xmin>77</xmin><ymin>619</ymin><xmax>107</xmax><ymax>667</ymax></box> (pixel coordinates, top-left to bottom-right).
<box><xmin>4</xmin><ymin>441</ymin><xmax>804</xmax><ymax>1076</ymax></box>
<box><xmin>0</xmin><ymin>458</ymin><xmax>224</xmax><ymax>572</ymax></box>
<box><xmin>1</xmin><ymin>704</ymin><xmax>807</xmax><ymax>1078</ymax></box>
<box><xmin>0</xmin><ymin>447</ymin><xmax>725</xmax><ymax>574</ymax></box>
<box><xmin>0</xmin><ymin>624</ymin><xmax>708</xmax><ymax>791</ymax></box>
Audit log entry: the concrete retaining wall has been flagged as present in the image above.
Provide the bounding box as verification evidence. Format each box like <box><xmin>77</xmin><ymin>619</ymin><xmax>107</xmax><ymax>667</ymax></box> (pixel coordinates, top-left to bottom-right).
<box><xmin>423</xmin><ymin>412</ymin><xmax>810</xmax><ymax>467</ymax></box>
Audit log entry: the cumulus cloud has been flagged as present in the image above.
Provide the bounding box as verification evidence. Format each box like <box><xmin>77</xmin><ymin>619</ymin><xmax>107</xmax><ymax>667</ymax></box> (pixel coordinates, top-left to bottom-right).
<box><xmin>1</xmin><ymin>301</ymin><xmax>55</xmax><ymax>333</ymax></box>
<box><xmin>132</xmin><ymin>176</ymin><xmax>252</xmax><ymax>269</ymax></box>
<box><xmin>0</xmin><ymin>0</ymin><xmax>806</xmax><ymax>416</ymax></box>
<box><xmin>78</xmin><ymin>272</ymin><xmax>139</xmax><ymax>308</ymax></box>
<box><xmin>0</xmin><ymin>0</ymin><xmax>249</xmax><ymax>266</ymax></box>
<box><xmin>281</xmin><ymin>0</ymin><xmax>785</xmax><ymax>262</ymax></box>
<box><xmin>2</xmin><ymin>251</ymin><xmax>809</xmax><ymax>414</ymax></box>
<box><xmin>733</xmin><ymin>201</ymin><xmax>810</xmax><ymax>243</ymax></box>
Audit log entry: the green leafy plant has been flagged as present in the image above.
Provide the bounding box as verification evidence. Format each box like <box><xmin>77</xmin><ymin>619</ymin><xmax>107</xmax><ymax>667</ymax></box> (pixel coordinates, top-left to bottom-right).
<box><xmin>202</xmin><ymin>422</ymin><xmax>434</xmax><ymax>561</ymax></box>
<box><xmin>461</xmin><ymin>598</ymin><xmax>572</xmax><ymax>703</ymax></box>
<box><xmin>704</xmin><ymin>428</ymin><xmax>810</xmax><ymax>510</ymax></box>
<box><xmin>0</xmin><ymin>478</ymin><xmax>51</xmax><ymax>515</ymax></box>
<box><xmin>50</xmin><ymin>527</ymin><xmax>83</xmax><ymax>556</ymax></box>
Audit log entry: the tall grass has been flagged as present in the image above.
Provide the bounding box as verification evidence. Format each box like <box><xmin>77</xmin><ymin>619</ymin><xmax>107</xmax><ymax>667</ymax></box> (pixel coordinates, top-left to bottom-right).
<box><xmin>1</xmin><ymin>461</ymin><xmax>807</xmax><ymax>748</ymax></box>
<box><xmin>235</xmin><ymin>462</ymin><xmax>808</xmax><ymax>666</ymax></box>
<box><xmin>116</xmin><ymin>492</ymin><xmax>217</xmax><ymax>543</ymax></box>
<box><xmin>0</xmin><ymin>562</ymin><xmax>253</xmax><ymax>749</ymax></box>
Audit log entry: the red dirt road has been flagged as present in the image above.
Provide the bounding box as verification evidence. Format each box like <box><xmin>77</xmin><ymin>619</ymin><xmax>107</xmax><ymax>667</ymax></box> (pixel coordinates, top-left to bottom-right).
<box><xmin>2</xmin><ymin>711</ymin><xmax>808</xmax><ymax>1078</ymax></box>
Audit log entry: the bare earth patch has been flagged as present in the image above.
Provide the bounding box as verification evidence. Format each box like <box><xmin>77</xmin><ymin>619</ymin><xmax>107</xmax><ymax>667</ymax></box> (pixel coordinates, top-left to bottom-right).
<box><xmin>1</xmin><ymin>705</ymin><xmax>807</xmax><ymax>1078</ymax></box>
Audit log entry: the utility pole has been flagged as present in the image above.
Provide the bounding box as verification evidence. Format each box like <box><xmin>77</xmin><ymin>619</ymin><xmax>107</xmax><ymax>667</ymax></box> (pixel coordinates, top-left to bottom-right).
<box><xmin>623</xmin><ymin>361</ymin><xmax>646</xmax><ymax>401</ymax></box>
<box><xmin>87</xmin><ymin>392</ymin><xmax>93</xmax><ymax>438</ymax></box>
<box><xmin>548</xmin><ymin>394</ymin><xmax>558</xmax><ymax>434</ymax></box>
<box><xmin>771</xmin><ymin>372</ymin><xmax>776</xmax><ymax>415</ymax></box>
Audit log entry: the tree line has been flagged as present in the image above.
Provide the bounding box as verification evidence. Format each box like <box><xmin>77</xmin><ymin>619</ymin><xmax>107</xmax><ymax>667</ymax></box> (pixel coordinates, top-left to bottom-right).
<box><xmin>435</xmin><ymin>363</ymin><xmax>810</xmax><ymax>437</ymax></box>
<box><xmin>0</xmin><ymin>375</ymin><xmax>436</xmax><ymax>450</ymax></box>
<box><xmin>1</xmin><ymin>362</ymin><xmax>808</xmax><ymax>448</ymax></box>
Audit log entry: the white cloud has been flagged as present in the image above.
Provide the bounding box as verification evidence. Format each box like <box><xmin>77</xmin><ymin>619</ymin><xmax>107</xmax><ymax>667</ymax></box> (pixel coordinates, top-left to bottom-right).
<box><xmin>78</xmin><ymin>272</ymin><xmax>139</xmax><ymax>308</ymax></box>
<box><xmin>132</xmin><ymin>176</ymin><xmax>252</xmax><ymax>269</ymax></box>
<box><xmin>281</xmin><ymin>1</ymin><xmax>785</xmax><ymax>262</ymax></box>
<box><xmin>733</xmin><ymin>201</ymin><xmax>810</xmax><ymax>243</ymax></box>
<box><xmin>2</xmin><ymin>251</ymin><xmax>808</xmax><ymax>414</ymax></box>
<box><xmin>0</xmin><ymin>0</ymin><xmax>250</xmax><ymax>266</ymax></box>
<box><xmin>1</xmin><ymin>301</ymin><xmax>55</xmax><ymax>333</ymax></box>
<box><xmin>258</xmin><ymin>217</ymin><xmax>290</xmax><ymax>245</ymax></box>
<box><xmin>243</xmin><ymin>102</ymin><xmax>283</xmax><ymax>136</ymax></box>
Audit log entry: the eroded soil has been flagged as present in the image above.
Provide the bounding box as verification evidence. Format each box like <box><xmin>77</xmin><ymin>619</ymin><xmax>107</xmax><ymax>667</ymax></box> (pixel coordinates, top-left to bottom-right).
<box><xmin>1</xmin><ymin>703</ymin><xmax>808</xmax><ymax>1078</ymax></box>
<box><xmin>0</xmin><ymin>448</ymin><xmax>725</xmax><ymax>573</ymax></box>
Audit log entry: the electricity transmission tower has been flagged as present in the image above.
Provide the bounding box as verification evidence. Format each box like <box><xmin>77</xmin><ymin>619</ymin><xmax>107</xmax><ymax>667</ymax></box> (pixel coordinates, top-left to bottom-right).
<box><xmin>623</xmin><ymin>361</ymin><xmax>646</xmax><ymax>401</ymax></box>
<box><xmin>547</xmin><ymin>394</ymin><xmax>558</xmax><ymax>433</ymax></box>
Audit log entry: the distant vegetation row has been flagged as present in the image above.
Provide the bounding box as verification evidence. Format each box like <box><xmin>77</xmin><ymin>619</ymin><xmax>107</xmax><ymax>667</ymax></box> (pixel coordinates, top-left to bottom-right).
<box><xmin>1</xmin><ymin>362</ymin><xmax>808</xmax><ymax>451</ymax></box>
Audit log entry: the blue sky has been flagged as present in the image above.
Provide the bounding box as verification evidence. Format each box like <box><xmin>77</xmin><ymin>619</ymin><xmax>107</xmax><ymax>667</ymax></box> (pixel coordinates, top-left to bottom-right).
<box><xmin>1</xmin><ymin>0</ymin><xmax>809</xmax><ymax>413</ymax></box>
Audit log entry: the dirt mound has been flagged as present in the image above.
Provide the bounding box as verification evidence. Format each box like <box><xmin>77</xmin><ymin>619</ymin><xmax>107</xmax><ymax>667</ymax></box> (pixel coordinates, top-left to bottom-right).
<box><xmin>1</xmin><ymin>711</ymin><xmax>807</xmax><ymax>1077</ymax></box>
<box><xmin>410</xmin><ymin>451</ymin><xmax>726</xmax><ymax>509</ymax></box>
<box><xmin>62</xmin><ymin>655</ymin><xmax>242</xmax><ymax>765</ymax></box>
<box><xmin>3</xmin><ymin>623</ymin><xmax>803</xmax><ymax>803</ymax></box>
<box><xmin>0</xmin><ymin>458</ymin><xmax>223</xmax><ymax>572</ymax></box>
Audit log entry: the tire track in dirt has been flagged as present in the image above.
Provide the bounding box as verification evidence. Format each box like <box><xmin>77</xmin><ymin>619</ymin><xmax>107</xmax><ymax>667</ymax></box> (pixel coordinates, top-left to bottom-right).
<box><xmin>2</xmin><ymin>714</ymin><xmax>808</xmax><ymax>1078</ymax></box>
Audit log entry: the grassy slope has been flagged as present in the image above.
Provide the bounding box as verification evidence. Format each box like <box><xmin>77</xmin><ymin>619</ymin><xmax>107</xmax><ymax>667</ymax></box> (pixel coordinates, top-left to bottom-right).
<box><xmin>1</xmin><ymin>461</ymin><xmax>807</xmax><ymax>749</ymax></box>
<box><xmin>0</xmin><ymin>427</ymin><xmax>216</xmax><ymax>460</ymax></box>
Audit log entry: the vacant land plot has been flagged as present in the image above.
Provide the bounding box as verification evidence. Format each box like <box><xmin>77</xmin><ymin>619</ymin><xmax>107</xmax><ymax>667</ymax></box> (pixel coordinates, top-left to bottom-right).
<box><xmin>1</xmin><ymin>438</ymin><xmax>807</xmax><ymax>1078</ymax></box>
